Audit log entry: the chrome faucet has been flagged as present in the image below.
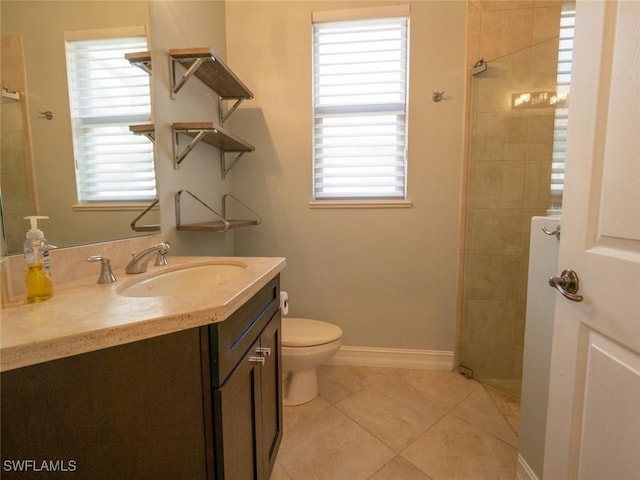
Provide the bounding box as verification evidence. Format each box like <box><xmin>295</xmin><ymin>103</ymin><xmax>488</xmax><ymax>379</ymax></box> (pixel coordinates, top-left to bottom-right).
<box><xmin>86</xmin><ymin>256</ymin><xmax>117</xmax><ymax>284</ymax></box>
<box><xmin>125</xmin><ymin>242</ymin><xmax>170</xmax><ymax>274</ymax></box>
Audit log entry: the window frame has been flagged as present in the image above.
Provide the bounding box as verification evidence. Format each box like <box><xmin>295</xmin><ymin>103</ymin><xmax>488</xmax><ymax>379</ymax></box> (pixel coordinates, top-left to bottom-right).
<box><xmin>310</xmin><ymin>5</ymin><xmax>411</xmax><ymax>208</ymax></box>
<box><xmin>64</xmin><ymin>26</ymin><xmax>155</xmax><ymax>209</ymax></box>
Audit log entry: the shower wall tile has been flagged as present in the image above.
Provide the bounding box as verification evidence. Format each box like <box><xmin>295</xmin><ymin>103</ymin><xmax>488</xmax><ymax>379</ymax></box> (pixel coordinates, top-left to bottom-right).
<box><xmin>524</xmin><ymin>161</ymin><xmax>553</xmax><ymax>209</ymax></box>
<box><xmin>520</xmin><ymin>208</ymin><xmax>549</xmax><ymax>256</ymax></box>
<box><xmin>527</xmin><ymin>112</ymin><xmax>555</xmax><ymax>159</ymax></box>
<box><xmin>518</xmin><ymin>255</ymin><xmax>532</xmax><ymax>305</ymax></box>
<box><xmin>465</xmin><ymin>208</ymin><xmax>523</xmax><ymax>256</ymax></box>
<box><xmin>535</xmin><ymin>0</ymin><xmax>564</xmax><ymax>7</ymax></box>
<box><xmin>480</xmin><ymin>8</ymin><xmax>535</xmax><ymax>61</ymax></box>
<box><xmin>477</xmin><ymin>112</ymin><xmax>529</xmax><ymax>144</ymax></box>
<box><xmin>468</xmin><ymin>161</ymin><xmax>526</xmax><ymax>208</ymax></box>
<box><xmin>475</xmin><ymin>61</ymin><xmax>532</xmax><ymax>112</ymax></box>
<box><xmin>463</xmin><ymin>255</ymin><xmax>521</xmax><ymax>301</ymax></box>
<box><xmin>531</xmin><ymin>59</ymin><xmax>560</xmax><ymax>90</ymax></box>
<box><xmin>458</xmin><ymin>343</ymin><xmax>523</xmax><ymax>380</ymax></box>
<box><xmin>462</xmin><ymin>299</ymin><xmax>519</xmax><ymax>344</ymax></box>
<box><xmin>513</xmin><ymin>300</ymin><xmax>528</xmax><ymax>345</ymax></box>
<box><xmin>533</xmin><ymin>5</ymin><xmax>562</xmax><ymax>43</ymax></box>
<box><xmin>482</xmin><ymin>1</ymin><xmax>535</xmax><ymax>12</ymax></box>
<box><xmin>532</xmin><ymin>37</ymin><xmax>561</xmax><ymax>60</ymax></box>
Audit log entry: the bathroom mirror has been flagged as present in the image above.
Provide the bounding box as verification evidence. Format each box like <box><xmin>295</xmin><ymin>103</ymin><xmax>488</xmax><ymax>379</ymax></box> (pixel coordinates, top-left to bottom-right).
<box><xmin>1</xmin><ymin>0</ymin><xmax>158</xmax><ymax>255</ymax></box>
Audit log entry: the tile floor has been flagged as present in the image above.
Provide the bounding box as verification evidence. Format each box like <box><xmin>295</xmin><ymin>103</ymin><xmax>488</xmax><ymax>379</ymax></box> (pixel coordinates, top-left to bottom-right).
<box><xmin>271</xmin><ymin>365</ymin><xmax>520</xmax><ymax>480</ymax></box>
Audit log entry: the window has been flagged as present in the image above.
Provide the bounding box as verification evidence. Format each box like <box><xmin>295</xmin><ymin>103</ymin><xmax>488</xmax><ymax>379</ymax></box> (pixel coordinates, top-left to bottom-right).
<box><xmin>65</xmin><ymin>28</ymin><xmax>155</xmax><ymax>204</ymax></box>
<box><xmin>312</xmin><ymin>6</ymin><xmax>409</xmax><ymax>201</ymax></box>
<box><xmin>550</xmin><ymin>3</ymin><xmax>576</xmax><ymax>211</ymax></box>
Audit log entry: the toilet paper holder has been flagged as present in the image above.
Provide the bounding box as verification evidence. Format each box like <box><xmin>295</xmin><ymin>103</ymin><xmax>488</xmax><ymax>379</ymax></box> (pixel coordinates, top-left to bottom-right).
<box><xmin>280</xmin><ymin>291</ymin><xmax>289</xmax><ymax>315</ymax></box>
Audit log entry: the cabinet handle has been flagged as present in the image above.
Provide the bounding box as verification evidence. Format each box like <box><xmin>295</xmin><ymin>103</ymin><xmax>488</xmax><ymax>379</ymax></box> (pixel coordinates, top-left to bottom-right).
<box><xmin>256</xmin><ymin>347</ymin><xmax>271</xmax><ymax>357</ymax></box>
<box><xmin>248</xmin><ymin>356</ymin><xmax>266</xmax><ymax>365</ymax></box>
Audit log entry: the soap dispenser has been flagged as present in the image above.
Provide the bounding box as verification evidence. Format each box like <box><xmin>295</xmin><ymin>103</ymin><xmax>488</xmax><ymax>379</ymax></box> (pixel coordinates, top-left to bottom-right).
<box><xmin>23</xmin><ymin>215</ymin><xmax>53</xmax><ymax>303</ymax></box>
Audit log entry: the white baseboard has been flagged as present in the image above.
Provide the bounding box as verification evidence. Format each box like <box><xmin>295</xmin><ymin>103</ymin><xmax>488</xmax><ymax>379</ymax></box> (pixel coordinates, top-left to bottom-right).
<box><xmin>324</xmin><ymin>346</ymin><xmax>454</xmax><ymax>371</ymax></box>
<box><xmin>517</xmin><ymin>454</ymin><xmax>539</xmax><ymax>480</ymax></box>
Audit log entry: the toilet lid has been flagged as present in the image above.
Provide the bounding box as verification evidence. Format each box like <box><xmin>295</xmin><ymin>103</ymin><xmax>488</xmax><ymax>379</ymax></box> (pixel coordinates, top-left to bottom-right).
<box><xmin>282</xmin><ymin>317</ymin><xmax>343</xmax><ymax>347</ymax></box>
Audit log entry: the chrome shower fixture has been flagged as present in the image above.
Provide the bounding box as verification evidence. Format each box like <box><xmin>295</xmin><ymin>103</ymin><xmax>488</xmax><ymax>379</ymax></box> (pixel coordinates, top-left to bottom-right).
<box><xmin>472</xmin><ymin>58</ymin><xmax>487</xmax><ymax>76</ymax></box>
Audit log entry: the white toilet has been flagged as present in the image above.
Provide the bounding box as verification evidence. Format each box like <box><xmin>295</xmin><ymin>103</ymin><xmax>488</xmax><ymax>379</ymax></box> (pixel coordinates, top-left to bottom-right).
<box><xmin>281</xmin><ymin>317</ymin><xmax>343</xmax><ymax>406</ymax></box>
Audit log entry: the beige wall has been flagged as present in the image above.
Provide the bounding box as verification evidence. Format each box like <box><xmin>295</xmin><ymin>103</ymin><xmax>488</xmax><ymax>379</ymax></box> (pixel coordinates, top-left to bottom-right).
<box><xmin>225</xmin><ymin>1</ymin><xmax>467</xmax><ymax>351</ymax></box>
<box><xmin>1</xmin><ymin>1</ymin><xmax>156</xmax><ymax>252</ymax></box>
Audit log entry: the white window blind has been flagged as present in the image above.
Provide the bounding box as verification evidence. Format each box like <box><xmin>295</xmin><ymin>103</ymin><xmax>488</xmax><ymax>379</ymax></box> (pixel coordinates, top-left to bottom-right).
<box><xmin>65</xmin><ymin>32</ymin><xmax>155</xmax><ymax>203</ymax></box>
<box><xmin>550</xmin><ymin>3</ymin><xmax>575</xmax><ymax>210</ymax></box>
<box><xmin>312</xmin><ymin>12</ymin><xmax>409</xmax><ymax>200</ymax></box>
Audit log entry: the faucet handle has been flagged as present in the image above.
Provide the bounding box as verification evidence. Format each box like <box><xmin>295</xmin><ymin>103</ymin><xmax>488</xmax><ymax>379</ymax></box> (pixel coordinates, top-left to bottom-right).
<box><xmin>155</xmin><ymin>251</ymin><xmax>169</xmax><ymax>267</ymax></box>
<box><xmin>154</xmin><ymin>242</ymin><xmax>170</xmax><ymax>266</ymax></box>
<box><xmin>86</xmin><ymin>256</ymin><xmax>117</xmax><ymax>284</ymax></box>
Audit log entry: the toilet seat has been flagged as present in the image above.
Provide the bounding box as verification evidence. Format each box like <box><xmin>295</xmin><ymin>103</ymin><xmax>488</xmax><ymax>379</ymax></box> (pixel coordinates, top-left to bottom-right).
<box><xmin>282</xmin><ymin>317</ymin><xmax>342</xmax><ymax>347</ymax></box>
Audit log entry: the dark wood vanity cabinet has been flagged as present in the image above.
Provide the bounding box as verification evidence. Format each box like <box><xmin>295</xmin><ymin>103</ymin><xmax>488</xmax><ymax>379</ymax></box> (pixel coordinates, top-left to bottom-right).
<box><xmin>0</xmin><ymin>276</ymin><xmax>282</xmax><ymax>480</ymax></box>
<box><xmin>213</xmin><ymin>313</ymin><xmax>282</xmax><ymax>480</ymax></box>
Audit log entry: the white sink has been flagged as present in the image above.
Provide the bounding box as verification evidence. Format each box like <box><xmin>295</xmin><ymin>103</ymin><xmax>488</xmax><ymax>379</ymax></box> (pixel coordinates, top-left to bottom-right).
<box><xmin>117</xmin><ymin>262</ymin><xmax>247</xmax><ymax>298</ymax></box>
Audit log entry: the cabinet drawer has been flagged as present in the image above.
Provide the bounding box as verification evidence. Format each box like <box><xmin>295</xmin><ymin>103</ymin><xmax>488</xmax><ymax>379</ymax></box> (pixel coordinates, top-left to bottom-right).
<box><xmin>208</xmin><ymin>275</ymin><xmax>279</xmax><ymax>386</ymax></box>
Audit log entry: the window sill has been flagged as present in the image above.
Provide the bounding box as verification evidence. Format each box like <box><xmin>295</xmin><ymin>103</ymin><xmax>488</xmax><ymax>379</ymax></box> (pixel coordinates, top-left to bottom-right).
<box><xmin>72</xmin><ymin>203</ymin><xmax>158</xmax><ymax>212</ymax></box>
<box><xmin>308</xmin><ymin>200</ymin><xmax>413</xmax><ymax>209</ymax></box>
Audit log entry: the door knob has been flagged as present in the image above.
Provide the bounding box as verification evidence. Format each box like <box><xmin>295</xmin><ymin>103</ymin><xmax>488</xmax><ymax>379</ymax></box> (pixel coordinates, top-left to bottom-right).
<box><xmin>549</xmin><ymin>269</ymin><xmax>584</xmax><ymax>302</ymax></box>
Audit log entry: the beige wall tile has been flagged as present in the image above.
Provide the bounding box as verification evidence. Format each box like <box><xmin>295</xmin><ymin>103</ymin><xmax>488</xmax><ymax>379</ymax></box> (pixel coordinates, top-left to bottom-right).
<box><xmin>462</xmin><ymin>299</ymin><xmax>519</xmax><ymax>344</ymax></box>
<box><xmin>532</xmin><ymin>36</ymin><xmax>561</xmax><ymax>60</ymax></box>
<box><xmin>463</xmin><ymin>255</ymin><xmax>521</xmax><ymax>301</ymax></box>
<box><xmin>480</xmin><ymin>8</ymin><xmax>535</xmax><ymax>60</ymax></box>
<box><xmin>483</xmin><ymin>1</ymin><xmax>535</xmax><ymax>12</ymax></box>
<box><xmin>465</xmin><ymin>208</ymin><xmax>524</xmax><ymax>255</ymax></box>
<box><xmin>459</xmin><ymin>343</ymin><xmax>523</xmax><ymax>380</ymax></box>
<box><xmin>475</xmin><ymin>60</ymin><xmax>532</xmax><ymax>112</ymax></box>
<box><xmin>467</xmin><ymin>161</ymin><xmax>526</xmax><ymax>208</ymax></box>
<box><xmin>533</xmin><ymin>5</ymin><xmax>562</xmax><ymax>44</ymax></box>
<box><xmin>524</xmin><ymin>161</ymin><xmax>553</xmax><ymax>209</ymax></box>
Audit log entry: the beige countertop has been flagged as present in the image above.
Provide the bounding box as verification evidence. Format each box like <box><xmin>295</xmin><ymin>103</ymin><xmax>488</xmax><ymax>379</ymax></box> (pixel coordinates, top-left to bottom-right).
<box><xmin>1</xmin><ymin>256</ymin><xmax>286</xmax><ymax>372</ymax></box>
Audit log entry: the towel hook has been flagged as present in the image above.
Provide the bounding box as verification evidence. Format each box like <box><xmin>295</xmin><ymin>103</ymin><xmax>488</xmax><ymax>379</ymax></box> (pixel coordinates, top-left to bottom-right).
<box><xmin>432</xmin><ymin>91</ymin><xmax>445</xmax><ymax>103</ymax></box>
<box><xmin>542</xmin><ymin>225</ymin><xmax>561</xmax><ymax>240</ymax></box>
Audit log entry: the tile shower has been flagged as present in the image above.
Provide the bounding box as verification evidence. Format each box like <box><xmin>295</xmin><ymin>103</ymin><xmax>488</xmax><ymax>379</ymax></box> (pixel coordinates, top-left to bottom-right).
<box><xmin>458</xmin><ymin>0</ymin><xmax>565</xmax><ymax>398</ymax></box>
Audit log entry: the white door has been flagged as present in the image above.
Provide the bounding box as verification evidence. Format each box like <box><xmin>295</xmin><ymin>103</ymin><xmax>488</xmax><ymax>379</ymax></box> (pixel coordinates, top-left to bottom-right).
<box><xmin>543</xmin><ymin>1</ymin><xmax>640</xmax><ymax>479</ymax></box>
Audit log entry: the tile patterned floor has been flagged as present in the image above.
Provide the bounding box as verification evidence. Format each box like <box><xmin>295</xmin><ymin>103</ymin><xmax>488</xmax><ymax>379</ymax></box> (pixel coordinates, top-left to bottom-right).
<box><xmin>271</xmin><ymin>365</ymin><xmax>520</xmax><ymax>480</ymax></box>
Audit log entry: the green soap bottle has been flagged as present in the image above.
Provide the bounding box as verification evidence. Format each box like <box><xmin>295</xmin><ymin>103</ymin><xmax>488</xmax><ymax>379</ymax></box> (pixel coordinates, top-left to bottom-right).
<box><xmin>23</xmin><ymin>216</ymin><xmax>53</xmax><ymax>303</ymax></box>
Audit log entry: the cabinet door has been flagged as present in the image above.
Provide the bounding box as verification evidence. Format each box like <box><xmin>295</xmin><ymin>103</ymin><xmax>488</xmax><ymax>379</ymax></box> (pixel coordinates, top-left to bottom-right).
<box><xmin>259</xmin><ymin>312</ymin><xmax>283</xmax><ymax>479</ymax></box>
<box><xmin>0</xmin><ymin>328</ymin><xmax>208</xmax><ymax>480</ymax></box>
<box><xmin>214</xmin><ymin>337</ymin><xmax>264</xmax><ymax>480</ymax></box>
<box><xmin>213</xmin><ymin>311</ymin><xmax>282</xmax><ymax>480</ymax></box>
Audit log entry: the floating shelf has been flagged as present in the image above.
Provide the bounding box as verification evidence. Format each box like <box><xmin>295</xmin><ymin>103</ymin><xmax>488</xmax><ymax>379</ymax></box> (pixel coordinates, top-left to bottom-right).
<box><xmin>172</xmin><ymin>122</ymin><xmax>254</xmax><ymax>174</ymax></box>
<box><xmin>175</xmin><ymin>190</ymin><xmax>261</xmax><ymax>233</ymax></box>
<box><xmin>169</xmin><ymin>47</ymin><xmax>253</xmax><ymax>100</ymax></box>
<box><xmin>129</xmin><ymin>123</ymin><xmax>155</xmax><ymax>143</ymax></box>
<box><xmin>125</xmin><ymin>51</ymin><xmax>152</xmax><ymax>75</ymax></box>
